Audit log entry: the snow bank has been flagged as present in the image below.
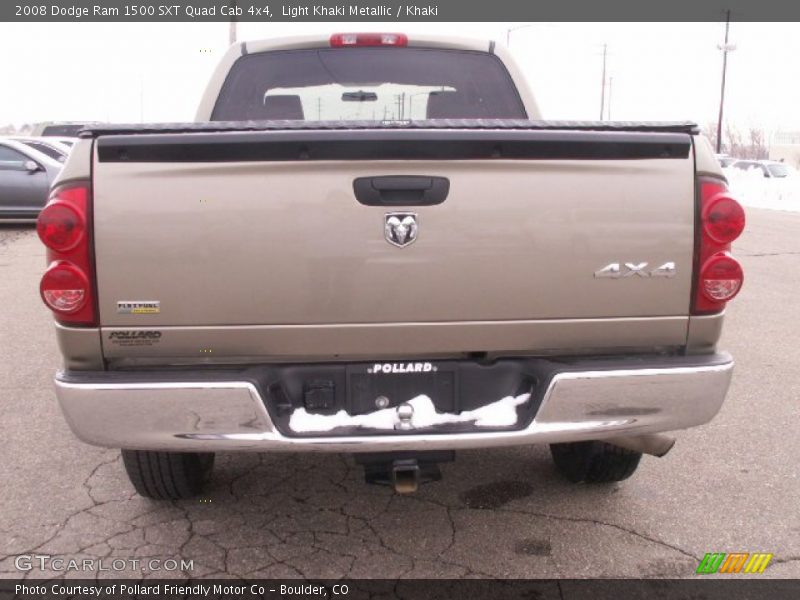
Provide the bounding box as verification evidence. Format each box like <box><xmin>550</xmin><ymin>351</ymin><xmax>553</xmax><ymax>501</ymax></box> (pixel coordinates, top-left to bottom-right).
<box><xmin>288</xmin><ymin>392</ymin><xmax>531</xmax><ymax>433</ymax></box>
<box><xmin>724</xmin><ymin>168</ymin><xmax>800</xmax><ymax>213</ymax></box>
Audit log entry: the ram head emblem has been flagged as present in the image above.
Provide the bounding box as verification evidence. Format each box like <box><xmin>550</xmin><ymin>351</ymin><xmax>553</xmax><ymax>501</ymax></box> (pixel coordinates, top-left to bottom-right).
<box><xmin>384</xmin><ymin>213</ymin><xmax>418</xmax><ymax>248</ymax></box>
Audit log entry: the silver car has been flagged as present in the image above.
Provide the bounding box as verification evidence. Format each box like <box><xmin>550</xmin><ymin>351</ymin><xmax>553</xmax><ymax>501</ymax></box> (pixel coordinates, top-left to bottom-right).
<box><xmin>9</xmin><ymin>136</ymin><xmax>71</xmax><ymax>164</ymax></box>
<box><xmin>0</xmin><ymin>138</ymin><xmax>62</xmax><ymax>220</ymax></box>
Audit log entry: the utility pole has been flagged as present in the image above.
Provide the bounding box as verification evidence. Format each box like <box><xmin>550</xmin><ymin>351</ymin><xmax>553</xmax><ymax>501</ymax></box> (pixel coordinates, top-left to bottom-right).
<box><xmin>395</xmin><ymin>93</ymin><xmax>406</xmax><ymax>120</ymax></box>
<box><xmin>228</xmin><ymin>0</ymin><xmax>238</xmax><ymax>45</ymax></box>
<box><xmin>607</xmin><ymin>77</ymin><xmax>613</xmax><ymax>120</ymax></box>
<box><xmin>716</xmin><ymin>10</ymin><xmax>736</xmax><ymax>154</ymax></box>
<box><xmin>599</xmin><ymin>43</ymin><xmax>607</xmax><ymax>120</ymax></box>
<box><xmin>139</xmin><ymin>74</ymin><xmax>144</xmax><ymax>122</ymax></box>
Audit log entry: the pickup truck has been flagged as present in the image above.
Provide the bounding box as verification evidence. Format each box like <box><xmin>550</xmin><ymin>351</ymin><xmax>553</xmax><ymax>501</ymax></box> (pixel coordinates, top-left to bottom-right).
<box><xmin>39</xmin><ymin>33</ymin><xmax>745</xmax><ymax>498</ymax></box>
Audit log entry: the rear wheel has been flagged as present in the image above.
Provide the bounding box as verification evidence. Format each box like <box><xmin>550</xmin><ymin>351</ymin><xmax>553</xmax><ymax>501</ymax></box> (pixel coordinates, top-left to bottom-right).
<box><xmin>550</xmin><ymin>441</ymin><xmax>642</xmax><ymax>483</ymax></box>
<box><xmin>121</xmin><ymin>450</ymin><xmax>215</xmax><ymax>499</ymax></box>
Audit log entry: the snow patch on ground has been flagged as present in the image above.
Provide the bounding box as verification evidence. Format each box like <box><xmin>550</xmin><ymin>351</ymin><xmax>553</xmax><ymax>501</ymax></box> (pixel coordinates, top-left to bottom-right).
<box><xmin>288</xmin><ymin>392</ymin><xmax>531</xmax><ymax>433</ymax></box>
<box><xmin>724</xmin><ymin>168</ymin><xmax>800</xmax><ymax>213</ymax></box>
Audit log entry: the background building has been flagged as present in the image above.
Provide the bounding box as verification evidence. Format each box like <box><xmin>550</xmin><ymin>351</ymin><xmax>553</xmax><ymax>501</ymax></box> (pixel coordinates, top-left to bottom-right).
<box><xmin>770</xmin><ymin>131</ymin><xmax>800</xmax><ymax>168</ymax></box>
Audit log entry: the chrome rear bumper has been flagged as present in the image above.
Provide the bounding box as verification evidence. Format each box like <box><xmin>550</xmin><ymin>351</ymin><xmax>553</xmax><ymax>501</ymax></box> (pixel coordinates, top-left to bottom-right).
<box><xmin>54</xmin><ymin>353</ymin><xmax>733</xmax><ymax>452</ymax></box>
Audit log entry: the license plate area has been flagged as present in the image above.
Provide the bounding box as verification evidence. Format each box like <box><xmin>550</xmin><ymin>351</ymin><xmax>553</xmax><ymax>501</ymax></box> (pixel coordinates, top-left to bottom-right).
<box><xmin>346</xmin><ymin>362</ymin><xmax>459</xmax><ymax>415</ymax></box>
<box><xmin>261</xmin><ymin>358</ymin><xmax>542</xmax><ymax>437</ymax></box>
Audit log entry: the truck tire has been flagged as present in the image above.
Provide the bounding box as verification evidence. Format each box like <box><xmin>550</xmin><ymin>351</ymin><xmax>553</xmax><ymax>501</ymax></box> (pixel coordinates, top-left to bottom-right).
<box><xmin>121</xmin><ymin>450</ymin><xmax>215</xmax><ymax>499</ymax></box>
<box><xmin>550</xmin><ymin>441</ymin><xmax>641</xmax><ymax>483</ymax></box>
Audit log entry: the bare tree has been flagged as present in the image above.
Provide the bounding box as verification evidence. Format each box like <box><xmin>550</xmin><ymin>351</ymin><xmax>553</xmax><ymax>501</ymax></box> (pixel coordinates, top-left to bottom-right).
<box><xmin>703</xmin><ymin>122</ymin><xmax>719</xmax><ymax>152</ymax></box>
<box><xmin>704</xmin><ymin>122</ymin><xmax>769</xmax><ymax>159</ymax></box>
<box><xmin>701</xmin><ymin>122</ymin><xmax>769</xmax><ymax>160</ymax></box>
<box><xmin>747</xmin><ymin>127</ymin><xmax>767</xmax><ymax>160</ymax></box>
<box><xmin>725</xmin><ymin>123</ymin><xmax>744</xmax><ymax>157</ymax></box>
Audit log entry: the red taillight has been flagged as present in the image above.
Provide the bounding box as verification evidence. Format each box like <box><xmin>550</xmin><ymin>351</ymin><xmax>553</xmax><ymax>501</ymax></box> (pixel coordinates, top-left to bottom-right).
<box><xmin>330</xmin><ymin>33</ymin><xmax>408</xmax><ymax>47</ymax></box>
<box><xmin>37</xmin><ymin>200</ymin><xmax>85</xmax><ymax>252</ymax></box>
<box><xmin>702</xmin><ymin>193</ymin><xmax>746</xmax><ymax>243</ymax></box>
<box><xmin>37</xmin><ymin>181</ymin><xmax>96</xmax><ymax>326</ymax></box>
<box><xmin>692</xmin><ymin>178</ymin><xmax>745</xmax><ymax>314</ymax></box>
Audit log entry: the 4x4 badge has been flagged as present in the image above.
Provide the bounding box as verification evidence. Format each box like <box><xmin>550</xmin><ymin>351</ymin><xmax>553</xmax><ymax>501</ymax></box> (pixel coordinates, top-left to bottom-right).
<box><xmin>594</xmin><ymin>262</ymin><xmax>676</xmax><ymax>278</ymax></box>
<box><xmin>385</xmin><ymin>212</ymin><xmax>418</xmax><ymax>248</ymax></box>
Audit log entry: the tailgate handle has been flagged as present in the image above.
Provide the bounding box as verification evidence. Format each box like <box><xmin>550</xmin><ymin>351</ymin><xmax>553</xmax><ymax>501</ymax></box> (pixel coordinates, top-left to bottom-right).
<box><xmin>353</xmin><ymin>176</ymin><xmax>450</xmax><ymax>206</ymax></box>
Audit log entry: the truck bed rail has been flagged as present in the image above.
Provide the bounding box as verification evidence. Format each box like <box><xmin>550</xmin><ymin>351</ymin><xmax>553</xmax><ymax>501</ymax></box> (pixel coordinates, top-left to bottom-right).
<box><xmin>79</xmin><ymin>119</ymin><xmax>700</xmax><ymax>138</ymax></box>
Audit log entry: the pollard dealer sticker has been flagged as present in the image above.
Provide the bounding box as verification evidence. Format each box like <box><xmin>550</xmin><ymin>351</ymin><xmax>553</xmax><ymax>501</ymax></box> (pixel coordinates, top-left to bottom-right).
<box><xmin>117</xmin><ymin>301</ymin><xmax>160</xmax><ymax>315</ymax></box>
<box><xmin>107</xmin><ymin>331</ymin><xmax>162</xmax><ymax>347</ymax></box>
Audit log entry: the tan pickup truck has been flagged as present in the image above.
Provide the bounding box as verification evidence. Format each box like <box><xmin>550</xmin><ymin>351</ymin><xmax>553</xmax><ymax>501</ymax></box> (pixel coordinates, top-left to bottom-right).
<box><xmin>38</xmin><ymin>33</ymin><xmax>745</xmax><ymax>498</ymax></box>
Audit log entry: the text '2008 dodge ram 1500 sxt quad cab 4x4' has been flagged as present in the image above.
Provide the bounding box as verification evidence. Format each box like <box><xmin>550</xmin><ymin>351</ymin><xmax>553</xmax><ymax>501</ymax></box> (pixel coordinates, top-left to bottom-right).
<box><xmin>38</xmin><ymin>33</ymin><xmax>745</xmax><ymax>498</ymax></box>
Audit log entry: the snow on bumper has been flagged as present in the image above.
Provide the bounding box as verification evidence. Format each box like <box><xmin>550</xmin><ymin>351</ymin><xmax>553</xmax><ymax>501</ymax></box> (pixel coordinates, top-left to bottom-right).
<box><xmin>288</xmin><ymin>393</ymin><xmax>532</xmax><ymax>433</ymax></box>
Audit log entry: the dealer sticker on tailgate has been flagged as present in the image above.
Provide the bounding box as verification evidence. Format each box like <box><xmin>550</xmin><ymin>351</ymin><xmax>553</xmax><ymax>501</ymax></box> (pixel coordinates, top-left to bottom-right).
<box><xmin>117</xmin><ymin>301</ymin><xmax>160</xmax><ymax>314</ymax></box>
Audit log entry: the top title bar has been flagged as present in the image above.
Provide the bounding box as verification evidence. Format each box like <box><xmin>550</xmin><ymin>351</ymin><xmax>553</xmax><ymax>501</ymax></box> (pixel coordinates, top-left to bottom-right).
<box><xmin>4</xmin><ymin>0</ymin><xmax>800</xmax><ymax>21</ymax></box>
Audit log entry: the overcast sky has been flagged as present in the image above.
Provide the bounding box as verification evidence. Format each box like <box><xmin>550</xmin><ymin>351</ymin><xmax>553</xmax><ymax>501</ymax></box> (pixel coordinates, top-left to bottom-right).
<box><xmin>1</xmin><ymin>21</ymin><xmax>798</xmax><ymax>136</ymax></box>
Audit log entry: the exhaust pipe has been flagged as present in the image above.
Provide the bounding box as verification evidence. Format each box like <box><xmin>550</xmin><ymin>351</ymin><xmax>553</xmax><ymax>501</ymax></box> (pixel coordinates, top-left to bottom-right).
<box><xmin>606</xmin><ymin>433</ymin><xmax>676</xmax><ymax>457</ymax></box>
<box><xmin>391</xmin><ymin>459</ymin><xmax>421</xmax><ymax>494</ymax></box>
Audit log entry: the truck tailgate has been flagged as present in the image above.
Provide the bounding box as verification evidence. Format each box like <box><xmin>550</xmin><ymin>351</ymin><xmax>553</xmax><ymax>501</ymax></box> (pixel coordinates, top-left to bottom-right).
<box><xmin>91</xmin><ymin>126</ymin><xmax>696</xmax><ymax>362</ymax></box>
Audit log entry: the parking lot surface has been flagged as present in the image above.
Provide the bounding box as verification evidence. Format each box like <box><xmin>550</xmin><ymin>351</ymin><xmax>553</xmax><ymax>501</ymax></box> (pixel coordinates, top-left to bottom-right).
<box><xmin>0</xmin><ymin>208</ymin><xmax>798</xmax><ymax>579</ymax></box>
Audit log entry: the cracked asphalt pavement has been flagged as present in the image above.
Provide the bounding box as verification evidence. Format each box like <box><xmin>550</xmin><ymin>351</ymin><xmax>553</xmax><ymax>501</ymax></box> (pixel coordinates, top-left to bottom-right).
<box><xmin>0</xmin><ymin>208</ymin><xmax>798</xmax><ymax>580</ymax></box>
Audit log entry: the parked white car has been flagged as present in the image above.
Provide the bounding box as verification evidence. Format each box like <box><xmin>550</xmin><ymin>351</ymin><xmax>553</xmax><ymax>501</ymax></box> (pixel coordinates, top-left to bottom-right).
<box><xmin>714</xmin><ymin>153</ymin><xmax>738</xmax><ymax>168</ymax></box>
<box><xmin>729</xmin><ymin>159</ymin><xmax>793</xmax><ymax>178</ymax></box>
